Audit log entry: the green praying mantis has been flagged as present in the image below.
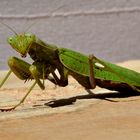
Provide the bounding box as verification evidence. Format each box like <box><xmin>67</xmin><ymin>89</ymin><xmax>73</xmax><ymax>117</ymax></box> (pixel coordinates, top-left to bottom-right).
<box><xmin>0</xmin><ymin>26</ymin><xmax>140</xmax><ymax>111</ymax></box>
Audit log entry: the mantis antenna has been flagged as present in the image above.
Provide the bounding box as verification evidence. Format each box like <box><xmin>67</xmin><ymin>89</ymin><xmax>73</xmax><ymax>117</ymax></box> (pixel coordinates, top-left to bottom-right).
<box><xmin>0</xmin><ymin>21</ymin><xmax>18</xmax><ymax>35</ymax></box>
<box><xmin>24</xmin><ymin>4</ymin><xmax>66</xmax><ymax>33</ymax></box>
<box><xmin>24</xmin><ymin>22</ymin><xmax>37</xmax><ymax>33</ymax></box>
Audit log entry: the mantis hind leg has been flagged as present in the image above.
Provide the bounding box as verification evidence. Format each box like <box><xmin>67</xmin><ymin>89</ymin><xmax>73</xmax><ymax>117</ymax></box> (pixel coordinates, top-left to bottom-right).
<box><xmin>70</xmin><ymin>55</ymin><xmax>96</xmax><ymax>89</ymax></box>
<box><xmin>88</xmin><ymin>55</ymin><xmax>96</xmax><ymax>89</ymax></box>
<box><xmin>93</xmin><ymin>56</ymin><xmax>140</xmax><ymax>93</ymax></box>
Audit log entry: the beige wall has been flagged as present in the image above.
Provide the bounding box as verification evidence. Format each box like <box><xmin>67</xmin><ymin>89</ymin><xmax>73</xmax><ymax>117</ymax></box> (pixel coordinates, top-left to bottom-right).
<box><xmin>0</xmin><ymin>0</ymin><xmax>140</xmax><ymax>69</ymax></box>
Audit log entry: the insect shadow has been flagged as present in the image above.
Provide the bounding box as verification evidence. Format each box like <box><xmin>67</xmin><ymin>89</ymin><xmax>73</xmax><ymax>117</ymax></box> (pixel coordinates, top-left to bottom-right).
<box><xmin>44</xmin><ymin>90</ymin><xmax>140</xmax><ymax>108</ymax></box>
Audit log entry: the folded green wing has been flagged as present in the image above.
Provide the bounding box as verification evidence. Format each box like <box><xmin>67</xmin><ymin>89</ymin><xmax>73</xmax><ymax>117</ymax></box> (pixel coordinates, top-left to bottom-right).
<box><xmin>59</xmin><ymin>48</ymin><xmax>140</xmax><ymax>87</ymax></box>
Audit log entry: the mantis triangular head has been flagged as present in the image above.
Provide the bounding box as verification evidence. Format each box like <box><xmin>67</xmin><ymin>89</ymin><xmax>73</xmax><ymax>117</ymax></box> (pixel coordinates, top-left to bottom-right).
<box><xmin>7</xmin><ymin>33</ymin><xmax>36</xmax><ymax>57</ymax></box>
<box><xmin>0</xmin><ymin>21</ymin><xmax>36</xmax><ymax>57</ymax></box>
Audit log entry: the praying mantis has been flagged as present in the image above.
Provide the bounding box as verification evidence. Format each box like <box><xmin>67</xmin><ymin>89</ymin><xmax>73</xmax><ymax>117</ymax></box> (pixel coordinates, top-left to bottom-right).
<box><xmin>0</xmin><ymin>27</ymin><xmax>140</xmax><ymax>111</ymax></box>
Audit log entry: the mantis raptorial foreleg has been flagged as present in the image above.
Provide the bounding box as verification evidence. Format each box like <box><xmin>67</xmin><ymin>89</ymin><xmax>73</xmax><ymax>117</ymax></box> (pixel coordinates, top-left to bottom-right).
<box><xmin>0</xmin><ymin>57</ymin><xmax>36</xmax><ymax>111</ymax></box>
<box><xmin>0</xmin><ymin>56</ymin><xmax>68</xmax><ymax>111</ymax></box>
<box><xmin>0</xmin><ymin>57</ymin><xmax>32</xmax><ymax>88</ymax></box>
<box><xmin>8</xmin><ymin>57</ymin><xmax>32</xmax><ymax>80</ymax></box>
<box><xmin>8</xmin><ymin>57</ymin><xmax>55</xmax><ymax>90</ymax></box>
<box><xmin>0</xmin><ymin>57</ymin><xmax>53</xmax><ymax>111</ymax></box>
<box><xmin>29</xmin><ymin>65</ymin><xmax>45</xmax><ymax>90</ymax></box>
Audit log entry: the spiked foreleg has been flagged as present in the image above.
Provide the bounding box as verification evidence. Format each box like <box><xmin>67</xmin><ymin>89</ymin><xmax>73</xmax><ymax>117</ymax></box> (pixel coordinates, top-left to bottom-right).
<box><xmin>0</xmin><ymin>57</ymin><xmax>36</xmax><ymax>111</ymax></box>
<box><xmin>0</xmin><ymin>57</ymin><xmax>55</xmax><ymax>111</ymax></box>
<box><xmin>0</xmin><ymin>57</ymin><xmax>32</xmax><ymax>89</ymax></box>
<box><xmin>8</xmin><ymin>56</ymin><xmax>32</xmax><ymax>80</ymax></box>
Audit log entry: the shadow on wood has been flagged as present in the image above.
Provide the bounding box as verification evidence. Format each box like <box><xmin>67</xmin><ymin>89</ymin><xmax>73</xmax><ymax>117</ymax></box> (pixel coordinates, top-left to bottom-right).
<box><xmin>45</xmin><ymin>90</ymin><xmax>140</xmax><ymax>108</ymax></box>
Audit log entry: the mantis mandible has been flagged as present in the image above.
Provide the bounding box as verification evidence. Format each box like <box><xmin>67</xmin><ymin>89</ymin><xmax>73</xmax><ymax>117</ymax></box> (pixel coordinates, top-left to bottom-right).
<box><xmin>0</xmin><ymin>29</ymin><xmax>140</xmax><ymax>111</ymax></box>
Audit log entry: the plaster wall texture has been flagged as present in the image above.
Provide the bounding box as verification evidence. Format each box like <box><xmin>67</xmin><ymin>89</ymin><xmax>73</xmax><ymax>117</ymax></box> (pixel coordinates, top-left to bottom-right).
<box><xmin>0</xmin><ymin>0</ymin><xmax>140</xmax><ymax>69</ymax></box>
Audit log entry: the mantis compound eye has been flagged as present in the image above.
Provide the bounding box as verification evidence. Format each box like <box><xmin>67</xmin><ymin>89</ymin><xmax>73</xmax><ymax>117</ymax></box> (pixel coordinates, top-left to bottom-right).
<box><xmin>8</xmin><ymin>37</ymin><xmax>13</xmax><ymax>44</ymax></box>
<box><xmin>25</xmin><ymin>33</ymin><xmax>32</xmax><ymax>38</ymax></box>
